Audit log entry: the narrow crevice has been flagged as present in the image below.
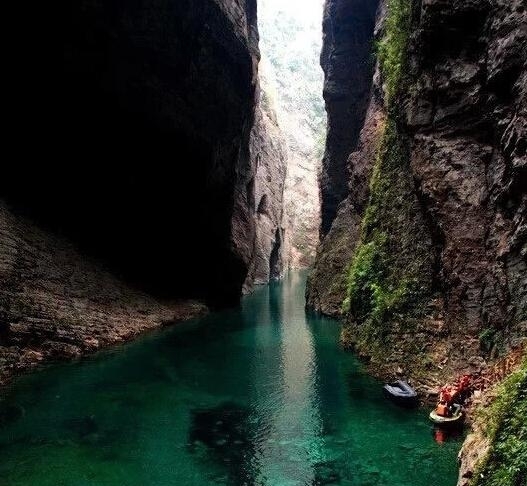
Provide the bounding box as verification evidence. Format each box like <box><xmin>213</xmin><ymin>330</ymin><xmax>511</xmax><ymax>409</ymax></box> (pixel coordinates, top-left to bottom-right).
<box><xmin>269</xmin><ymin>228</ymin><xmax>283</xmax><ymax>281</ymax></box>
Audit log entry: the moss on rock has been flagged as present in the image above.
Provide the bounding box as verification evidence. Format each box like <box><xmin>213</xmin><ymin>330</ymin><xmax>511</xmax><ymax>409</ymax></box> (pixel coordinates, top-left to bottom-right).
<box><xmin>471</xmin><ymin>359</ymin><xmax>527</xmax><ymax>486</ymax></box>
<box><xmin>341</xmin><ymin>0</ymin><xmax>435</xmax><ymax>352</ymax></box>
<box><xmin>343</xmin><ymin>116</ymin><xmax>433</xmax><ymax>348</ymax></box>
<box><xmin>376</xmin><ymin>0</ymin><xmax>412</xmax><ymax>105</ymax></box>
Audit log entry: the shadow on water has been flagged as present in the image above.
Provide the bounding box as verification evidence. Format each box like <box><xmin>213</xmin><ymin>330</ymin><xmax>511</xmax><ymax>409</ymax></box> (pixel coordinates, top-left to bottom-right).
<box><xmin>188</xmin><ymin>402</ymin><xmax>256</xmax><ymax>486</ymax></box>
<box><xmin>0</xmin><ymin>403</ymin><xmax>25</xmax><ymax>427</ymax></box>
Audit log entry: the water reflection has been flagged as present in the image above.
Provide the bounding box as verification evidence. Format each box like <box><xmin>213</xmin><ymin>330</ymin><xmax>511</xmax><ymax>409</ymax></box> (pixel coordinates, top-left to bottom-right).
<box><xmin>432</xmin><ymin>426</ymin><xmax>464</xmax><ymax>444</ymax></box>
<box><xmin>248</xmin><ymin>272</ymin><xmax>324</xmax><ymax>485</ymax></box>
<box><xmin>0</xmin><ymin>271</ymin><xmax>463</xmax><ymax>486</ymax></box>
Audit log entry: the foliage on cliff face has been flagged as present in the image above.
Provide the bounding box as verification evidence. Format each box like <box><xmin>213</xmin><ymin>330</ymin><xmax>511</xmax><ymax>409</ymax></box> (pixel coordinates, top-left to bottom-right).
<box><xmin>343</xmin><ymin>0</ymin><xmax>432</xmax><ymax>345</ymax></box>
<box><xmin>343</xmin><ymin>119</ymin><xmax>433</xmax><ymax>343</ymax></box>
<box><xmin>377</xmin><ymin>0</ymin><xmax>412</xmax><ymax>104</ymax></box>
<box><xmin>472</xmin><ymin>359</ymin><xmax>527</xmax><ymax>486</ymax></box>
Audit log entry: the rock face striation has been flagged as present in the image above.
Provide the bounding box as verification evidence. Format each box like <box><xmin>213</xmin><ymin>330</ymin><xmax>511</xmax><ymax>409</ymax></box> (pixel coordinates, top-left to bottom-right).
<box><xmin>309</xmin><ymin>2</ymin><xmax>526</xmax><ymax>480</ymax></box>
<box><xmin>319</xmin><ymin>0</ymin><xmax>381</xmax><ymax>236</ymax></box>
<box><xmin>307</xmin><ymin>92</ymin><xmax>386</xmax><ymax>316</ymax></box>
<box><xmin>309</xmin><ymin>0</ymin><xmax>526</xmax><ymax>368</ymax></box>
<box><xmin>404</xmin><ymin>0</ymin><xmax>527</xmax><ymax>343</ymax></box>
<box><xmin>257</xmin><ymin>1</ymin><xmax>326</xmax><ymax>268</ymax></box>
<box><xmin>0</xmin><ymin>202</ymin><xmax>208</xmax><ymax>385</ymax></box>
<box><xmin>1</xmin><ymin>0</ymin><xmax>287</xmax><ymax>383</ymax></box>
<box><xmin>307</xmin><ymin>0</ymin><xmax>382</xmax><ymax>315</ymax></box>
<box><xmin>242</xmin><ymin>89</ymin><xmax>288</xmax><ymax>291</ymax></box>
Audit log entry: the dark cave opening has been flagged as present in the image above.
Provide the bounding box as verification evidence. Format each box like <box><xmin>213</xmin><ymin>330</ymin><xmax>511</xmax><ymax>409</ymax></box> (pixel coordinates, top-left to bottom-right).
<box><xmin>269</xmin><ymin>228</ymin><xmax>283</xmax><ymax>281</ymax></box>
<box><xmin>3</xmin><ymin>0</ymin><xmax>257</xmax><ymax>307</ymax></box>
<box><xmin>1</xmin><ymin>123</ymin><xmax>243</xmax><ymax>306</ymax></box>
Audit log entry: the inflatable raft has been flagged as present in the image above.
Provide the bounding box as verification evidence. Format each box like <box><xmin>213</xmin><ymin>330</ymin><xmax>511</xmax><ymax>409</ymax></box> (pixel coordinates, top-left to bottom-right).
<box><xmin>383</xmin><ymin>380</ymin><xmax>418</xmax><ymax>408</ymax></box>
<box><xmin>429</xmin><ymin>406</ymin><xmax>464</xmax><ymax>426</ymax></box>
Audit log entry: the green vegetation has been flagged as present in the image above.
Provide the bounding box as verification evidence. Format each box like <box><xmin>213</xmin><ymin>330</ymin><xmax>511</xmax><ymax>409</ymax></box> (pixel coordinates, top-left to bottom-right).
<box><xmin>342</xmin><ymin>0</ymin><xmax>431</xmax><ymax>346</ymax></box>
<box><xmin>479</xmin><ymin>327</ymin><xmax>498</xmax><ymax>354</ymax></box>
<box><xmin>342</xmin><ymin>234</ymin><xmax>387</xmax><ymax>319</ymax></box>
<box><xmin>472</xmin><ymin>359</ymin><xmax>527</xmax><ymax>486</ymax></box>
<box><xmin>479</xmin><ymin>327</ymin><xmax>507</xmax><ymax>357</ymax></box>
<box><xmin>346</xmin><ymin>1</ymin><xmax>525</xmax><ymax>483</ymax></box>
<box><xmin>376</xmin><ymin>0</ymin><xmax>412</xmax><ymax>105</ymax></box>
<box><xmin>314</xmin><ymin>130</ymin><xmax>326</xmax><ymax>160</ymax></box>
<box><xmin>342</xmin><ymin>119</ymin><xmax>432</xmax><ymax>343</ymax></box>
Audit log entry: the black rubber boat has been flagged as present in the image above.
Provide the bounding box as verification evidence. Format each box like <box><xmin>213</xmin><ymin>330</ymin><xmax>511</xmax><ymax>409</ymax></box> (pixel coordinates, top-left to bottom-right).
<box><xmin>383</xmin><ymin>380</ymin><xmax>418</xmax><ymax>408</ymax></box>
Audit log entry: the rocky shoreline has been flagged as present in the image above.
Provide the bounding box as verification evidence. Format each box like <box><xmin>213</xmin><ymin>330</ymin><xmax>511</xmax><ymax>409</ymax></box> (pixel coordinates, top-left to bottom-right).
<box><xmin>0</xmin><ymin>301</ymin><xmax>208</xmax><ymax>388</ymax></box>
<box><xmin>0</xmin><ymin>202</ymin><xmax>208</xmax><ymax>387</ymax></box>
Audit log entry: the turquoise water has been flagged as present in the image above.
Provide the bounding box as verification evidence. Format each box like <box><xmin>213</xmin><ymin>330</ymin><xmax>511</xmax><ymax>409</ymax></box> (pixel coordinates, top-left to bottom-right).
<box><xmin>0</xmin><ymin>272</ymin><xmax>462</xmax><ymax>486</ymax></box>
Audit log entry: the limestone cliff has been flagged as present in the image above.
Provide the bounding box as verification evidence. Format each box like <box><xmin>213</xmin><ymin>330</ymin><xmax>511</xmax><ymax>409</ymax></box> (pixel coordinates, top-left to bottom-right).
<box><xmin>242</xmin><ymin>89</ymin><xmax>288</xmax><ymax>291</ymax></box>
<box><xmin>1</xmin><ymin>0</ymin><xmax>287</xmax><ymax>383</ymax></box>
<box><xmin>309</xmin><ymin>0</ymin><xmax>526</xmax><ymax>370</ymax></box>
<box><xmin>309</xmin><ymin>4</ymin><xmax>526</xmax><ymax>481</ymax></box>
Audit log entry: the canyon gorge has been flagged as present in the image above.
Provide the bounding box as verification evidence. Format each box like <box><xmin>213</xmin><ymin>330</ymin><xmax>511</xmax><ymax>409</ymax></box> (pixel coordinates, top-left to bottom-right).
<box><xmin>1</xmin><ymin>1</ymin><xmax>525</xmax><ymax>485</ymax></box>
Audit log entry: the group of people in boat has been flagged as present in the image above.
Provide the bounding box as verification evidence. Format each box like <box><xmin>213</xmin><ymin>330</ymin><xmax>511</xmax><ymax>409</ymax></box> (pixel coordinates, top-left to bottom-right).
<box><xmin>431</xmin><ymin>374</ymin><xmax>472</xmax><ymax>423</ymax></box>
<box><xmin>384</xmin><ymin>374</ymin><xmax>473</xmax><ymax>426</ymax></box>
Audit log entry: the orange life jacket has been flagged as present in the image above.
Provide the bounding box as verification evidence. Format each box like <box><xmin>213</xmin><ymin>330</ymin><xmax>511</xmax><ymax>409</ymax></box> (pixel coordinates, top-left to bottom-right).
<box><xmin>436</xmin><ymin>403</ymin><xmax>449</xmax><ymax>417</ymax></box>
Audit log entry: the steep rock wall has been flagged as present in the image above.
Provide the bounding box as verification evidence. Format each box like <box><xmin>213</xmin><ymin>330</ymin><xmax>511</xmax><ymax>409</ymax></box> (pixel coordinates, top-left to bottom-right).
<box><xmin>1</xmin><ymin>0</ymin><xmax>287</xmax><ymax>382</ymax></box>
<box><xmin>3</xmin><ymin>0</ymin><xmax>283</xmax><ymax>307</ymax></box>
<box><xmin>405</xmin><ymin>0</ymin><xmax>527</xmax><ymax>344</ymax></box>
<box><xmin>319</xmin><ymin>0</ymin><xmax>381</xmax><ymax>236</ymax></box>
<box><xmin>241</xmin><ymin>90</ymin><xmax>287</xmax><ymax>291</ymax></box>
<box><xmin>257</xmin><ymin>1</ymin><xmax>325</xmax><ymax>268</ymax></box>
<box><xmin>307</xmin><ymin>0</ymin><xmax>383</xmax><ymax>315</ymax></box>
<box><xmin>310</xmin><ymin>3</ymin><xmax>526</xmax><ymax>482</ymax></box>
<box><xmin>307</xmin><ymin>90</ymin><xmax>386</xmax><ymax>316</ymax></box>
<box><xmin>309</xmin><ymin>0</ymin><xmax>526</xmax><ymax>372</ymax></box>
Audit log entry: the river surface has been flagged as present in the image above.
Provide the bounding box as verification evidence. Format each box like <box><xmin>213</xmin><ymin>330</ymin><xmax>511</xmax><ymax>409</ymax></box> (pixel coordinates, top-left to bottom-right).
<box><xmin>0</xmin><ymin>272</ymin><xmax>462</xmax><ymax>486</ymax></box>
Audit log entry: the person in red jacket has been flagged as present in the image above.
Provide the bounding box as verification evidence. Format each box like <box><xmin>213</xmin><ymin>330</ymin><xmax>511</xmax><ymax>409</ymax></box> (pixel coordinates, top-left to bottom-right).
<box><xmin>435</xmin><ymin>401</ymin><xmax>449</xmax><ymax>417</ymax></box>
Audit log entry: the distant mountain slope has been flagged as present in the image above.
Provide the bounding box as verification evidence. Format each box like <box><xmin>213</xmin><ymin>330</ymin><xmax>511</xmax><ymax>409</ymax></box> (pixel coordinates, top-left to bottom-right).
<box><xmin>258</xmin><ymin>0</ymin><xmax>325</xmax><ymax>267</ymax></box>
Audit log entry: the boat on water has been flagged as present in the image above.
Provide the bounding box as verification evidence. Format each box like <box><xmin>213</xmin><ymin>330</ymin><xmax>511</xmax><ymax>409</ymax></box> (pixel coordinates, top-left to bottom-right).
<box><xmin>383</xmin><ymin>380</ymin><xmax>418</xmax><ymax>408</ymax></box>
<box><xmin>429</xmin><ymin>404</ymin><xmax>464</xmax><ymax>426</ymax></box>
<box><xmin>430</xmin><ymin>376</ymin><xmax>470</xmax><ymax>427</ymax></box>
